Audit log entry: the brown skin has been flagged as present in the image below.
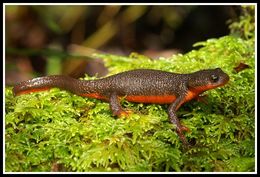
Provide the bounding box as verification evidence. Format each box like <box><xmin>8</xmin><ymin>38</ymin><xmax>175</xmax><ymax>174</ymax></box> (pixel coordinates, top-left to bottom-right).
<box><xmin>13</xmin><ymin>68</ymin><xmax>230</xmax><ymax>146</ymax></box>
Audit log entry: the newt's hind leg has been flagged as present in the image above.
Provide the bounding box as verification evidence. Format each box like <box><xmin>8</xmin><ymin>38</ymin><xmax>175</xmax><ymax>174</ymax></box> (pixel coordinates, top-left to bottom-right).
<box><xmin>109</xmin><ymin>92</ymin><xmax>131</xmax><ymax>117</ymax></box>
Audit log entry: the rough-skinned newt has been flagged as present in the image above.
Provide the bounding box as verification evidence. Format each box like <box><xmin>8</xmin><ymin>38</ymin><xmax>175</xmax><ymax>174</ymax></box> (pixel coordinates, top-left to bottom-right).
<box><xmin>12</xmin><ymin>68</ymin><xmax>230</xmax><ymax>146</ymax></box>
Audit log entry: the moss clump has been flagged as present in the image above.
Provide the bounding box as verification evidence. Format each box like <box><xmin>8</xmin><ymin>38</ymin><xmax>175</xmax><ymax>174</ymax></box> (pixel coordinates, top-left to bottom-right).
<box><xmin>5</xmin><ymin>6</ymin><xmax>255</xmax><ymax>172</ymax></box>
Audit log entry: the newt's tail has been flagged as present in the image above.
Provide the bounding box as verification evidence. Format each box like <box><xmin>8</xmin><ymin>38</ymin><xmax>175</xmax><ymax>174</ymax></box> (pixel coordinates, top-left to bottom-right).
<box><xmin>12</xmin><ymin>75</ymin><xmax>80</xmax><ymax>96</ymax></box>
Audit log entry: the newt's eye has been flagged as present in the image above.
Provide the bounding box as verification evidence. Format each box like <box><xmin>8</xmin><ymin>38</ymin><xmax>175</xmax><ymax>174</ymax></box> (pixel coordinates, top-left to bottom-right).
<box><xmin>211</xmin><ymin>74</ymin><xmax>219</xmax><ymax>82</ymax></box>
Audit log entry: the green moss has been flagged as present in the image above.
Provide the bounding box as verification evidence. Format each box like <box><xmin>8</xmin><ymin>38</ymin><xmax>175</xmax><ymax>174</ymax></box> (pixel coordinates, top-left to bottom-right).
<box><xmin>5</xmin><ymin>6</ymin><xmax>255</xmax><ymax>172</ymax></box>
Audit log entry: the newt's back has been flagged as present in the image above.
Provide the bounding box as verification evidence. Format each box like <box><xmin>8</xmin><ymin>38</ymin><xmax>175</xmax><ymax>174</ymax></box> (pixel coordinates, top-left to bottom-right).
<box><xmin>97</xmin><ymin>69</ymin><xmax>185</xmax><ymax>96</ymax></box>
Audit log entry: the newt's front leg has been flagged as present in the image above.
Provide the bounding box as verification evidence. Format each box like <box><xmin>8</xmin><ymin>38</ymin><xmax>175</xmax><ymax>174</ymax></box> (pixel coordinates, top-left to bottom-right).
<box><xmin>168</xmin><ymin>96</ymin><xmax>190</xmax><ymax>146</ymax></box>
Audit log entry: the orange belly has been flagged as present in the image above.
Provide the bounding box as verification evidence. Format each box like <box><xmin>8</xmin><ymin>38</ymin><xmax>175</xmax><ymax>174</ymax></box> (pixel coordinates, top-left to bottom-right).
<box><xmin>125</xmin><ymin>95</ymin><xmax>176</xmax><ymax>104</ymax></box>
<box><xmin>15</xmin><ymin>87</ymin><xmax>51</xmax><ymax>96</ymax></box>
<box><xmin>80</xmin><ymin>93</ymin><xmax>177</xmax><ymax>104</ymax></box>
<box><xmin>80</xmin><ymin>93</ymin><xmax>107</xmax><ymax>100</ymax></box>
<box><xmin>16</xmin><ymin>89</ymin><xmax>179</xmax><ymax>104</ymax></box>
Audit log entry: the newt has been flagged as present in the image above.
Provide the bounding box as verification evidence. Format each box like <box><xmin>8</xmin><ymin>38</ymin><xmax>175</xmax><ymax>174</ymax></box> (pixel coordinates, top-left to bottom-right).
<box><xmin>12</xmin><ymin>68</ymin><xmax>229</xmax><ymax>146</ymax></box>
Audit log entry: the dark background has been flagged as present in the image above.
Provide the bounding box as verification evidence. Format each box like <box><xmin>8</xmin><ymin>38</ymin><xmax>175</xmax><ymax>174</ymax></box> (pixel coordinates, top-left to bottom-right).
<box><xmin>5</xmin><ymin>5</ymin><xmax>242</xmax><ymax>85</ymax></box>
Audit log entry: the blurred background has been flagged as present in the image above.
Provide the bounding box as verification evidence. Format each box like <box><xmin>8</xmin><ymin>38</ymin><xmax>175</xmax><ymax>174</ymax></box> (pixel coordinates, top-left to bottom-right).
<box><xmin>5</xmin><ymin>5</ymin><xmax>242</xmax><ymax>85</ymax></box>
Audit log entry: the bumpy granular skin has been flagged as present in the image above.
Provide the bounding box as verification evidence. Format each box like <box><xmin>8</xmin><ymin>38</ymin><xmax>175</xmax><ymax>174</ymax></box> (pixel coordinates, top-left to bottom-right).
<box><xmin>13</xmin><ymin>68</ymin><xmax>230</xmax><ymax>146</ymax></box>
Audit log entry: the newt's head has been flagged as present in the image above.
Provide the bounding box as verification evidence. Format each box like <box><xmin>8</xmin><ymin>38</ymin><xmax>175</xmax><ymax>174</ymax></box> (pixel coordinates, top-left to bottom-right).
<box><xmin>188</xmin><ymin>68</ymin><xmax>230</xmax><ymax>93</ymax></box>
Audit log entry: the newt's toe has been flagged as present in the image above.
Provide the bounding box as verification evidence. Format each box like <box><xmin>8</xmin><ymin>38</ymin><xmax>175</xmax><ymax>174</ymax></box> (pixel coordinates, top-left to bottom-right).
<box><xmin>180</xmin><ymin>125</ymin><xmax>191</xmax><ymax>132</ymax></box>
<box><xmin>113</xmin><ymin>109</ymin><xmax>132</xmax><ymax>118</ymax></box>
<box><xmin>118</xmin><ymin>110</ymin><xmax>132</xmax><ymax>117</ymax></box>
